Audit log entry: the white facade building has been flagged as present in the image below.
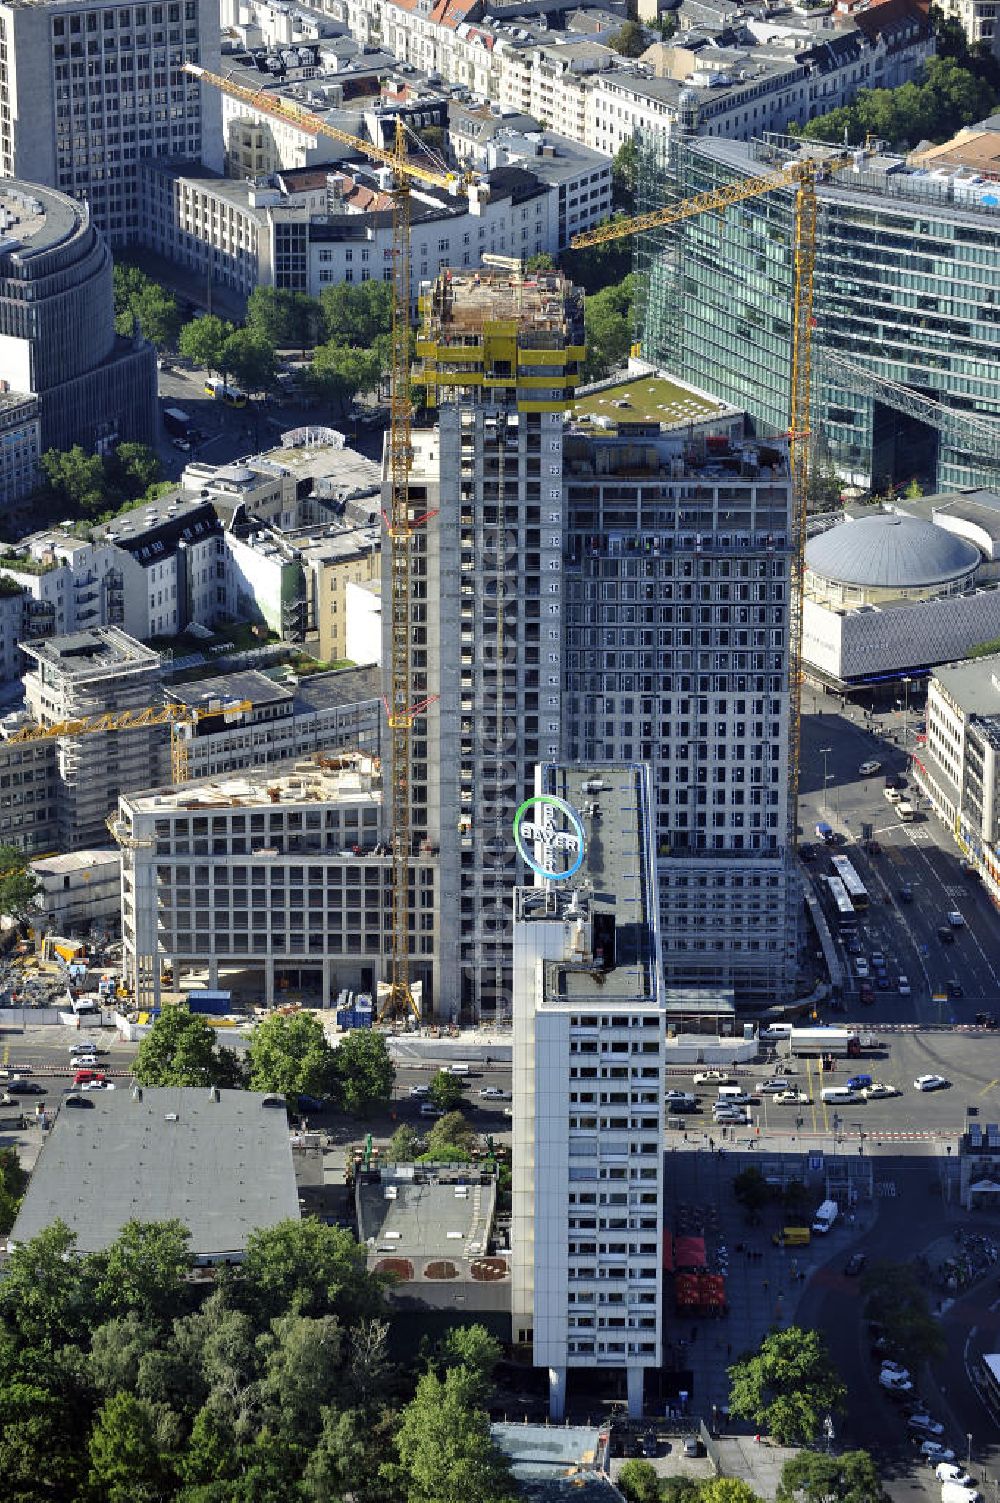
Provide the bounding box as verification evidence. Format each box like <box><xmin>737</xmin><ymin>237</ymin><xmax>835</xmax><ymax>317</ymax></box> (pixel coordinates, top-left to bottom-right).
<box><xmin>512</xmin><ymin>761</ymin><xmax>666</xmax><ymax>1421</ymax></box>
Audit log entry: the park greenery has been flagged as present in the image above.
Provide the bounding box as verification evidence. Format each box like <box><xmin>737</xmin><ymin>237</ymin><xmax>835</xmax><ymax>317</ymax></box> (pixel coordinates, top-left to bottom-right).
<box><xmin>775</xmin><ymin>1449</ymin><xmax>887</xmax><ymax>1503</ymax></box>
<box><xmin>727</xmin><ymin>1326</ymin><xmax>846</xmax><ymax>1445</ymax></box>
<box><xmin>0</xmin><ymin>1215</ymin><xmax>516</xmax><ymax>1503</ymax></box>
<box><xmin>38</xmin><ymin>443</ymin><xmax>169</xmax><ymax>525</ymax></box>
<box><xmin>620</xmin><ymin>1472</ymin><xmax>765</xmax><ymax>1503</ymax></box>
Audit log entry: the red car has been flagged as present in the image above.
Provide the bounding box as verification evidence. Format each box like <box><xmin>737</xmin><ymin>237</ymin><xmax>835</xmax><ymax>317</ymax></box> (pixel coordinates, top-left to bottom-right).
<box><xmin>72</xmin><ymin>1069</ymin><xmax>105</xmax><ymax>1087</ymax></box>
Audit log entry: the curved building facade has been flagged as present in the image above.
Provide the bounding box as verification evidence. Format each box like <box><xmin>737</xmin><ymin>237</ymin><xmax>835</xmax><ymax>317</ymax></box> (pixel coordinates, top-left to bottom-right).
<box><xmin>805</xmin><ymin>513</ymin><xmax>980</xmax><ymax>606</ymax></box>
<box><xmin>0</xmin><ymin>179</ymin><xmax>156</xmax><ymax>461</ymax></box>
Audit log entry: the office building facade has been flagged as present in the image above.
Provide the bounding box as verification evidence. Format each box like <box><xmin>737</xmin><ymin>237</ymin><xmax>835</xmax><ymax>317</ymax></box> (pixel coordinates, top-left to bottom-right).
<box><xmin>511</xmin><ymin>761</ymin><xmax>666</xmax><ymax>1421</ymax></box>
<box><xmin>561</xmin><ymin>425</ymin><xmax>797</xmax><ymax>1004</ymax></box>
<box><xmin>403</xmin><ymin>267</ymin><xmax>585</xmax><ymax>1022</ymax></box>
<box><xmin>638</xmin><ymin>131</ymin><xmax>1000</xmax><ymax>495</ymax></box>
<box><xmin>0</xmin><ymin>0</ymin><xmax>222</xmax><ymax>245</ymax></box>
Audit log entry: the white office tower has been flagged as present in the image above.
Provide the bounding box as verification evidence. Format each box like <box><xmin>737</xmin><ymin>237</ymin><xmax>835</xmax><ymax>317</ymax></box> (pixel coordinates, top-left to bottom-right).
<box><xmin>511</xmin><ymin>761</ymin><xmax>666</xmax><ymax>1421</ymax></box>
<box><xmin>562</xmin><ymin>428</ymin><xmax>798</xmax><ymax>1005</ymax></box>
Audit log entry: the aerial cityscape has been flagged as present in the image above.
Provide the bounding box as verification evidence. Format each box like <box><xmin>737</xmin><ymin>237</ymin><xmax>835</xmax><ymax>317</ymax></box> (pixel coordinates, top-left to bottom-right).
<box><xmin>0</xmin><ymin>0</ymin><xmax>999</xmax><ymax>1497</ymax></box>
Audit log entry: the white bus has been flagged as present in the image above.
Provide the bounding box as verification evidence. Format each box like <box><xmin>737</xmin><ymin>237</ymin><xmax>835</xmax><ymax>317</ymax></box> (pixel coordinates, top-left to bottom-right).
<box><xmin>823</xmin><ymin>875</ymin><xmax>858</xmax><ymax>935</ymax></box>
<box><xmin>830</xmin><ymin>854</ymin><xmax>869</xmax><ymax>911</ymax></box>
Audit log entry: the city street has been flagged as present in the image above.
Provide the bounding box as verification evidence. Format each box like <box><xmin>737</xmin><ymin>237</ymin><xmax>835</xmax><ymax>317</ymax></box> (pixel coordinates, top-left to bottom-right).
<box><xmin>801</xmin><ymin>700</ymin><xmax>1000</xmax><ymax>1025</ymax></box>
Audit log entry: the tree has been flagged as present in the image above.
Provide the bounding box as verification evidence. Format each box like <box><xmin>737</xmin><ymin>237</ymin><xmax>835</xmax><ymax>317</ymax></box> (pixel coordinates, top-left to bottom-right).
<box><xmin>94</xmin><ymin>1219</ymin><xmax>194</xmax><ymax>1324</ymax></box>
<box><xmin>0</xmin><ymin>1146</ymin><xmax>28</xmax><ymax>1235</ymax></box>
<box><xmin>114</xmin><ymin>264</ymin><xmax>183</xmax><ymax>349</ymax></box>
<box><xmin>618</xmin><ymin>1459</ymin><xmax>660</xmax><ymax>1503</ymax></box>
<box><xmin>0</xmin><ymin>1377</ymin><xmax>87</xmax><ymax>1503</ymax></box>
<box><xmin>257</xmin><ymin>1311</ymin><xmax>345</xmax><ymax>1443</ymax></box>
<box><xmin>561</xmin><ymin>218</ymin><xmax>634</xmax><ymax>294</ymax></box>
<box><xmin>582</xmin><ymin>274</ymin><xmax>636</xmax><ymax>381</ymax></box>
<box><xmin>245</xmin><ymin>286</ymin><xmax>317</xmax><ymax>352</ymax></box>
<box><xmin>179</xmin><ymin>314</ymin><xmax>234</xmax><ymax>375</ymax></box>
<box><xmin>777</xmin><ymin>1449</ymin><xmax>886</xmax><ymax>1503</ymax></box>
<box><xmin>247</xmin><ymin>1010</ymin><xmax>338</xmax><ymax>1101</ymax></box>
<box><xmin>701</xmin><ymin>1483</ymin><xmax>764</xmax><ymax>1503</ymax></box>
<box><xmin>239</xmin><ymin>1218</ymin><xmax>384</xmax><ymax>1325</ymax></box>
<box><xmin>728</xmin><ymin>1326</ymin><xmax>846</xmax><ymax>1445</ymax></box>
<box><xmin>433</xmin><ymin>1324</ymin><xmax>502</xmax><ymax>1404</ymax></box>
<box><xmin>606</xmin><ymin>19</ymin><xmax>648</xmax><ymax>56</ymax></box>
<box><xmin>306</xmin><ymin>340</ymin><xmax>384</xmax><ymax>415</ymax></box>
<box><xmin>420</xmin><ymin>1109</ymin><xmax>477</xmax><ymax>1163</ymax></box>
<box><xmin>223</xmin><ymin>327</ymin><xmax>278</xmax><ymax>395</ymax></box>
<box><xmin>525</xmin><ymin>252</ymin><xmax>556</xmax><ymax>272</ymax></box>
<box><xmin>733</xmin><ymin>1166</ymin><xmax>772</xmax><ymax>1217</ymax></box>
<box><xmin>0</xmin><ymin>1220</ymin><xmax>96</xmax><ymax>1350</ymax></box>
<box><xmin>320</xmin><ymin>281</ymin><xmax>393</xmax><ymax>348</ymax></box>
<box><xmin>385</xmin><ymin>1367</ymin><xmax>519</xmax><ymax>1503</ymax></box>
<box><xmin>387</xmin><ymin>1123</ymin><xmax>421</xmax><ymax>1162</ymax></box>
<box><xmin>107</xmin><ymin>441</ymin><xmax>162</xmax><ymax>499</ymax></box>
<box><xmin>782</xmin><ymin>1179</ymin><xmax>811</xmax><ymax>1220</ymax></box>
<box><xmin>303</xmin><ymin>1405</ymin><xmax>387</xmax><ymax>1503</ymax></box>
<box><xmin>861</xmin><ymin>1261</ymin><xmax>945</xmax><ymax>1372</ymax></box>
<box><xmin>332</xmin><ymin>1029</ymin><xmax>395</xmax><ymax>1116</ymax></box>
<box><xmin>133</xmin><ymin>1004</ymin><xmax>247</xmax><ymax>1089</ymax></box>
<box><xmin>87</xmin><ymin>1392</ymin><xmax>179</xmax><ymax>1503</ymax></box>
<box><xmin>40</xmin><ymin>445</ymin><xmax>106</xmax><ymax>515</ymax></box>
<box><xmin>0</xmin><ymin>844</ymin><xmax>39</xmax><ymax>921</ymax></box>
<box><xmin>348</xmin><ymin>1317</ymin><xmax>391</xmax><ymax>1406</ymax></box>
<box><xmin>427</xmin><ymin>1069</ymin><xmax>466</xmax><ymax>1112</ymax></box>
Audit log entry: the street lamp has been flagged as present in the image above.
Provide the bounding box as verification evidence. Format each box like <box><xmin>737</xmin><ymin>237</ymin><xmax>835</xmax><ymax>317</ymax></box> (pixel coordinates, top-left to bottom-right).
<box><xmin>820</xmin><ymin>747</ymin><xmax>832</xmax><ymax>812</ymax></box>
<box><xmin>967</xmin><ymin>1433</ymin><xmax>973</xmax><ymax>1467</ymax></box>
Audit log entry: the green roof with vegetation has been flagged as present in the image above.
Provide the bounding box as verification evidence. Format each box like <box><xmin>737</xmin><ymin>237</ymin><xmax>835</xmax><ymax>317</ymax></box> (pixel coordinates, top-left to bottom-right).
<box><xmin>572</xmin><ymin>374</ymin><xmax>725</xmax><ymax>428</ymax></box>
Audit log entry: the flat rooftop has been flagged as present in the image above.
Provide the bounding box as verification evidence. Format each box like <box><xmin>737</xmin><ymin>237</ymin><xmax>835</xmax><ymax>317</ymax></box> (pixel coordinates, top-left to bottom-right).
<box><xmin>356</xmin><ymin>1166</ymin><xmax>496</xmax><ymax>1259</ymax></box>
<box><xmin>124</xmin><ymin>752</ymin><xmax>381</xmax><ymax>814</ymax></box>
<box><xmin>516</xmin><ymin>763</ymin><xmax>662</xmax><ymax>1008</ymax></box>
<box><xmin>892</xmin><ymin>488</ymin><xmax>1000</xmax><ymax>545</ymax></box>
<box><xmin>0</xmin><ymin>180</ymin><xmax>81</xmax><ymax>261</ymax></box>
<box><xmin>21</xmin><ymin>626</ymin><xmax>160</xmax><ymax>676</ymax></box>
<box><xmin>491</xmin><ymin>1424</ymin><xmax>608</xmax><ymax>1503</ymax></box>
<box><xmin>292</xmin><ymin>665</ymin><xmax>381</xmax><ymax>712</ymax></box>
<box><xmin>9</xmin><ymin>1087</ymin><xmax>301</xmax><ymax>1258</ymax></box>
<box><xmin>934</xmin><ymin>654</ymin><xmax>1000</xmax><ymax>715</ymax></box>
<box><xmin>572</xmin><ymin>373</ymin><xmax>733</xmax><ymax>430</ymax></box>
<box><xmin>168</xmin><ymin>669</ymin><xmax>291</xmax><ymax>712</ymax></box>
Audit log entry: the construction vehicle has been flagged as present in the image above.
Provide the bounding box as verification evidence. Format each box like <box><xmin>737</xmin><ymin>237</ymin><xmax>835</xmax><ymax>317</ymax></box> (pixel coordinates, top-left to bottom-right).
<box><xmin>571</xmin><ymin>147</ymin><xmax>860</xmax><ymax>846</ymax></box>
<box><xmin>184</xmin><ymin>63</ymin><xmax>487</xmax><ymax>1025</ymax></box>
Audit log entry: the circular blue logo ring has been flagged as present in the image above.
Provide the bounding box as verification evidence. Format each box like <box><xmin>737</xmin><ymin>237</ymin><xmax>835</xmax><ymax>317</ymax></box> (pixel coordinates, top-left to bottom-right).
<box><xmin>513</xmin><ymin>794</ymin><xmax>586</xmax><ymax>881</ymax></box>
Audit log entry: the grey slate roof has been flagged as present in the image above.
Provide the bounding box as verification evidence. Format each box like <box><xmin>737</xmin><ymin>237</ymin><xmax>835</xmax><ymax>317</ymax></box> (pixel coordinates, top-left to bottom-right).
<box><xmin>805</xmin><ymin>513</ymin><xmax>980</xmax><ymax>590</ymax></box>
<box><xmin>10</xmin><ymin>1086</ymin><xmax>300</xmax><ymax>1258</ymax></box>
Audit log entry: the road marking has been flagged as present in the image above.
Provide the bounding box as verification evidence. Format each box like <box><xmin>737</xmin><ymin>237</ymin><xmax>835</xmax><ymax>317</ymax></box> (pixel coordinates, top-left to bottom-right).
<box><xmin>980</xmin><ymin>1079</ymin><xmax>1000</xmax><ymax>1098</ymax></box>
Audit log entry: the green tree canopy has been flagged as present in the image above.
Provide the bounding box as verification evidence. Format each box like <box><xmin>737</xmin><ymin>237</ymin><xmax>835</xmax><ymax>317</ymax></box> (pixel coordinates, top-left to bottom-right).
<box><xmin>432</xmin><ymin>1324</ymin><xmax>502</xmax><ymax>1404</ymax></box>
<box><xmin>332</xmin><ymin>1029</ymin><xmax>395</xmax><ymax>1116</ymax></box>
<box><xmin>179</xmin><ymin>314</ymin><xmax>234</xmax><ymax>375</ymax></box>
<box><xmin>247</xmin><ymin>1010</ymin><xmax>338</xmax><ymax>1101</ymax></box>
<box><xmin>799</xmin><ymin>55</ymin><xmax>997</xmax><ymax>149</ymax></box>
<box><xmin>617</xmin><ymin>1459</ymin><xmax>660</xmax><ymax>1503</ymax></box>
<box><xmin>419</xmin><ymin>1109</ymin><xmax>477</xmax><ymax>1163</ymax></box>
<box><xmin>525</xmin><ymin>252</ymin><xmax>556</xmax><ymax>271</ymax></box>
<box><xmin>133</xmin><ymin>1004</ymin><xmax>247</xmax><ymax>1089</ymax></box>
<box><xmin>384</xmin><ymin>1367</ymin><xmax>519</xmax><ymax>1503</ymax></box>
<box><xmin>0</xmin><ymin>844</ymin><xmax>39</xmax><ymax>921</ymax></box>
<box><xmin>239</xmin><ymin>1217</ymin><xmax>385</xmax><ymax>1325</ymax></box>
<box><xmin>728</xmin><ymin>1326</ymin><xmax>846</xmax><ymax>1445</ymax></box>
<box><xmin>861</xmin><ymin>1261</ymin><xmax>946</xmax><ymax>1371</ymax></box>
<box><xmin>245</xmin><ymin>286</ymin><xmax>318</xmax><ymax>352</ymax></box>
<box><xmin>320</xmin><ymin>281</ymin><xmax>393</xmax><ymax>347</ymax></box>
<box><xmin>222</xmin><ymin>327</ymin><xmax>278</xmax><ymax>395</ymax></box>
<box><xmin>777</xmin><ymin>1448</ymin><xmax>887</xmax><ymax>1503</ymax></box>
<box><xmin>701</xmin><ymin>1483</ymin><xmax>764</xmax><ymax>1503</ymax></box>
<box><xmin>87</xmin><ymin>1391</ymin><xmax>180</xmax><ymax>1503</ymax></box>
<box><xmin>0</xmin><ymin>1145</ymin><xmax>28</xmax><ymax>1235</ymax></box>
<box><xmin>606</xmin><ymin>19</ymin><xmax>648</xmax><ymax>56</ymax></box>
<box><xmin>582</xmin><ymin>274</ymin><xmax>636</xmax><ymax>381</ymax></box>
<box><xmin>612</xmin><ymin>137</ymin><xmax>638</xmax><ymax>214</ymax></box>
<box><xmin>427</xmin><ymin>1069</ymin><xmax>466</xmax><ymax>1113</ymax></box>
<box><xmin>114</xmin><ymin>264</ymin><xmax>183</xmax><ymax>349</ymax></box>
<box><xmin>560</xmin><ymin>217</ymin><xmax>634</xmax><ymax>294</ymax></box>
<box><xmin>387</xmin><ymin>1123</ymin><xmax>421</xmax><ymax>1162</ymax></box>
<box><xmin>306</xmin><ymin>341</ymin><xmax>384</xmax><ymax>415</ymax></box>
<box><xmin>40</xmin><ymin>445</ymin><xmax>107</xmax><ymax>517</ymax></box>
<box><xmin>94</xmin><ymin>1219</ymin><xmax>194</xmax><ymax>1325</ymax></box>
<box><xmin>733</xmin><ymin>1167</ymin><xmax>772</xmax><ymax>1215</ymax></box>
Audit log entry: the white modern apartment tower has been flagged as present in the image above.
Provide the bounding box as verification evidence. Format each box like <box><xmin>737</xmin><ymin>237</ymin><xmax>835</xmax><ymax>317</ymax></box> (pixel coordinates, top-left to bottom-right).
<box><xmin>561</xmin><ymin>427</ymin><xmax>798</xmax><ymax>1005</ymax></box>
<box><xmin>512</xmin><ymin>761</ymin><xmax>666</xmax><ymax>1421</ymax></box>
<box><xmin>0</xmin><ymin>0</ymin><xmax>222</xmax><ymax>243</ymax></box>
<box><xmin>396</xmin><ymin>267</ymin><xmax>585</xmax><ymax>1022</ymax></box>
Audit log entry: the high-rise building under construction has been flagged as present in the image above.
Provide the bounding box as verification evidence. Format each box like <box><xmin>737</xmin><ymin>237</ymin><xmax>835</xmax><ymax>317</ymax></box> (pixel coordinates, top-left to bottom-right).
<box><xmin>391</xmin><ymin>266</ymin><xmax>585</xmax><ymax>1021</ymax></box>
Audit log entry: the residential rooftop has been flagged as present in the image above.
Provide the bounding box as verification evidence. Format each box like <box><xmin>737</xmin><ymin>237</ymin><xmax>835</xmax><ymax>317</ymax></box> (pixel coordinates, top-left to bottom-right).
<box><xmin>124</xmin><ymin>751</ymin><xmax>381</xmax><ymax>814</ymax></box>
<box><xmin>21</xmin><ymin>626</ymin><xmax>161</xmax><ymax>678</ymax></box>
<box><xmin>9</xmin><ymin>1086</ymin><xmax>301</xmax><ymax>1260</ymax></box>
<box><xmin>934</xmin><ymin>654</ymin><xmax>1000</xmax><ymax>716</ymax></box>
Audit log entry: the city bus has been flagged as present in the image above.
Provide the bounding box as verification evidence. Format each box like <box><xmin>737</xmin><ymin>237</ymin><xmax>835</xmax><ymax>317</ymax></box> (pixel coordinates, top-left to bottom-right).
<box><xmin>823</xmin><ymin>875</ymin><xmax>858</xmax><ymax>935</ymax></box>
<box><xmin>204</xmin><ymin>377</ymin><xmax>248</xmax><ymax>407</ymax></box>
<box><xmin>830</xmin><ymin>853</ymin><xmax>869</xmax><ymax>912</ymax></box>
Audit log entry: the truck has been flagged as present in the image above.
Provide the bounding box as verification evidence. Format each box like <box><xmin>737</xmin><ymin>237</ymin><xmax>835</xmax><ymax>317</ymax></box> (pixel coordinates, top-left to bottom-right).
<box><xmin>896</xmin><ymin>800</ymin><xmax>915</xmax><ymax>821</ymax></box>
<box><xmin>163</xmin><ymin>407</ymin><xmax>192</xmax><ymax>439</ymax></box>
<box><xmin>789</xmin><ymin>1026</ymin><xmax>862</xmax><ymax>1058</ymax></box>
<box><xmin>811</xmin><ymin>1199</ymin><xmax>839</xmax><ymax>1234</ymax></box>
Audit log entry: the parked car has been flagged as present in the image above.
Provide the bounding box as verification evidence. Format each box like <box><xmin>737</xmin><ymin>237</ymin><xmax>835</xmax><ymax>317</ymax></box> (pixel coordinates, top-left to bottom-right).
<box><xmin>948</xmin><ymin>910</ymin><xmax>965</xmax><ymax>927</ymax></box>
<box><xmin>879</xmin><ymin>1371</ymin><xmax>913</xmax><ymax>1393</ymax></box>
<box><xmin>419</xmin><ymin>1102</ymin><xmax>443</xmax><ymax>1119</ymax></box>
<box><xmin>62</xmin><ymin>1092</ymin><xmax>94</xmax><ymax>1109</ymax></box>
<box><xmin>914</xmin><ymin>1074</ymin><xmax>949</xmax><ymax>1092</ymax></box>
<box><xmin>855</xmin><ymin>958</ymin><xmax>870</xmax><ymax>977</ymax></box>
<box><xmin>409</xmin><ymin>1084</ymin><xmax>429</xmax><ymax>1098</ymax></box>
<box><xmin>847</xmin><ymin>1074</ymin><xmax>873</xmax><ymax>1091</ymax></box>
<box><xmin>69</xmin><ymin>1054</ymin><xmax>98</xmax><ymax>1070</ymax></box>
<box><xmin>859</xmin><ymin>983</ymin><xmax>876</xmax><ymax>1006</ymax></box>
<box><xmin>898</xmin><ymin>882</ymin><xmax>914</xmax><ymax>902</ymax></box>
<box><xmin>898</xmin><ymin>975</ymin><xmax>911</xmax><ymax>995</ymax></box>
<box><xmin>682</xmin><ymin>1438</ymin><xmax>702</xmax><ymax>1459</ymax></box>
<box><xmin>755</xmin><ymin>1078</ymin><xmax>792</xmax><ymax>1095</ymax></box>
<box><xmin>937</xmin><ymin>1466</ymin><xmax>975</xmax><ymax>1487</ymax></box>
<box><xmin>947</xmin><ymin>980</ymin><xmax>964</xmax><ymax>999</ymax></box>
<box><xmin>713</xmin><ymin>1107</ymin><xmax>748</xmax><ymax>1124</ymax></box>
<box><xmin>859</xmin><ymin>760</ymin><xmax>882</xmax><ymax>775</ymax></box>
<box><xmin>881</xmin><ymin>1361</ymin><xmax>910</xmax><ymax>1381</ymax></box>
<box><xmin>693</xmin><ymin>1070</ymin><xmax>731</xmax><ymax>1086</ymax></box>
<box><xmin>73</xmin><ymin>1069</ymin><xmax>105</xmax><ymax>1087</ymax></box>
<box><xmin>7</xmin><ymin>1078</ymin><xmax>43</xmax><ymax>1094</ymax></box>
<box><xmin>862</xmin><ymin>1083</ymin><xmax>899</xmax><ymax>1100</ymax></box>
<box><xmin>907</xmin><ymin>1414</ymin><xmax>945</xmax><ymax>1436</ymax></box>
<box><xmin>774</xmin><ymin>1089</ymin><xmax>810</xmax><ymax>1105</ymax></box>
<box><xmin>938</xmin><ymin>926</ymin><xmax>956</xmax><ymax>944</ymax></box>
<box><xmin>919</xmin><ymin>1441</ymin><xmax>956</xmax><ymax>1463</ymax></box>
<box><xmin>479</xmin><ymin>1086</ymin><xmax>506</xmax><ymax>1099</ymax></box>
<box><xmin>639</xmin><ymin>1435</ymin><xmax>658</xmax><ymax>1459</ymax></box>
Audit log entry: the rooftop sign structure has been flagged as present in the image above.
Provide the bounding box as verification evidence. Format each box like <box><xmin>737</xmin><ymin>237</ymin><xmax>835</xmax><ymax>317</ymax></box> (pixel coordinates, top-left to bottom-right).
<box><xmin>513</xmin><ymin>793</ymin><xmax>585</xmax><ymax>881</ymax></box>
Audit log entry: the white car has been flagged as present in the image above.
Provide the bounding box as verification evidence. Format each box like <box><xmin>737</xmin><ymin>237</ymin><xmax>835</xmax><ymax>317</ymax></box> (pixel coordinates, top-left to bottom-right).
<box><xmin>479</xmin><ymin>1086</ymin><xmax>506</xmax><ymax>1099</ymax></box>
<box><xmin>881</xmin><ymin>1360</ymin><xmax>910</xmax><ymax>1379</ymax></box>
<box><xmin>408</xmin><ymin>1084</ymin><xmax>429</xmax><ymax>1098</ymax></box>
<box><xmin>908</xmin><ymin>1414</ymin><xmax>945</xmax><ymax>1436</ymax></box>
<box><xmin>693</xmin><ymin>1070</ymin><xmax>732</xmax><ymax>1086</ymax></box>
<box><xmin>80</xmin><ymin>1079</ymin><xmax>115</xmax><ymax>1091</ymax></box>
<box><xmin>920</xmin><ymin>1442</ymin><xmax>956</xmax><ymax>1463</ymax></box>
<box><xmin>937</xmin><ymin>1466</ymin><xmax>975</xmax><ymax>1486</ymax></box>
<box><xmin>879</xmin><ymin>1371</ymin><xmax>913</xmax><ymax>1392</ymax></box>
<box><xmin>898</xmin><ymin>975</ymin><xmax>911</xmax><ymax>996</ymax></box>
<box><xmin>69</xmin><ymin>1055</ymin><xmax>98</xmax><ymax>1070</ymax></box>
<box><xmin>859</xmin><ymin>760</ymin><xmax>882</xmax><ymax>775</ymax></box>
<box><xmin>756</xmin><ymin>1079</ymin><xmax>792</xmax><ymax>1095</ymax></box>
<box><xmin>773</xmin><ymin>1089</ymin><xmax>810</xmax><ymax>1105</ymax></box>
<box><xmin>948</xmin><ymin>910</ymin><xmax>965</xmax><ymax>927</ymax></box>
<box><xmin>920</xmin><ymin>1436</ymin><xmax>962</xmax><ymax>1460</ymax></box>
<box><xmin>863</xmin><ymin>1083</ymin><xmax>899</xmax><ymax>1100</ymax></box>
<box><xmin>914</xmin><ymin>1074</ymin><xmax>949</xmax><ymax>1092</ymax></box>
<box><xmin>855</xmin><ymin>958</ymin><xmax>870</xmax><ymax>978</ymax></box>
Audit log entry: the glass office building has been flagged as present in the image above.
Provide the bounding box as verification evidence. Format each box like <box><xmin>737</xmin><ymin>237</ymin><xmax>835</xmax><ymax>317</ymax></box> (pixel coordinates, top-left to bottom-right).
<box><xmin>637</xmin><ymin>130</ymin><xmax>1000</xmax><ymax>493</ymax></box>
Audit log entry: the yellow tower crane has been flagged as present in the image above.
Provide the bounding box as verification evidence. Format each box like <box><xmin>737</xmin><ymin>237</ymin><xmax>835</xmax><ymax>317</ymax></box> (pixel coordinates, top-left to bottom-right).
<box><xmin>184</xmin><ymin>64</ymin><xmax>485</xmax><ymax>1022</ymax></box>
<box><xmin>7</xmin><ymin>699</ymin><xmax>253</xmax><ymax>785</ymax></box>
<box><xmin>571</xmin><ymin>148</ymin><xmax>859</xmax><ymax>845</ymax></box>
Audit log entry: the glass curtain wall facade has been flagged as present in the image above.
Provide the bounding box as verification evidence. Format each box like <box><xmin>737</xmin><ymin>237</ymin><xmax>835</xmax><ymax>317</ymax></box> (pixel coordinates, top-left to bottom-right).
<box><xmin>638</xmin><ymin>130</ymin><xmax>1000</xmax><ymax>493</ymax></box>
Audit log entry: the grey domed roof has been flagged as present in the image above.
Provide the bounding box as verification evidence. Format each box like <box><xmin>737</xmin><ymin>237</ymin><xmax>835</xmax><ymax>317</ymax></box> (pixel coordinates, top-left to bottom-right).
<box><xmin>805</xmin><ymin>514</ymin><xmax>980</xmax><ymax>590</ymax></box>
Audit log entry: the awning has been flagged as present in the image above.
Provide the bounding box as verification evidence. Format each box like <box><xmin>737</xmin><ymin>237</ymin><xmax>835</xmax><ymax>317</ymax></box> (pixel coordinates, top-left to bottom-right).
<box><xmin>675</xmin><ymin>1235</ymin><xmax>706</xmax><ymax>1269</ymax></box>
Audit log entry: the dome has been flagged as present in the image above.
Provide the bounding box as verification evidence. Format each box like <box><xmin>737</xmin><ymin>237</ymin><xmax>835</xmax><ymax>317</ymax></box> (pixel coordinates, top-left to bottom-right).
<box><xmin>805</xmin><ymin>514</ymin><xmax>980</xmax><ymax>591</ymax></box>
